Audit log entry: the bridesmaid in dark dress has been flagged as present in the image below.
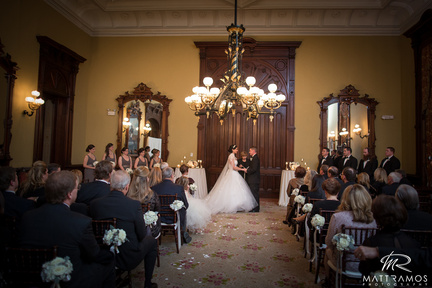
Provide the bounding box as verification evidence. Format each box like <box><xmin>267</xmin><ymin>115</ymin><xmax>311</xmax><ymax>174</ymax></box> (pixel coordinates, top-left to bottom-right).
<box><xmin>149</xmin><ymin>149</ymin><xmax>163</xmax><ymax>169</ymax></box>
<box><xmin>134</xmin><ymin>148</ymin><xmax>149</xmax><ymax>169</ymax></box>
<box><xmin>144</xmin><ymin>146</ymin><xmax>151</xmax><ymax>166</ymax></box>
<box><xmin>118</xmin><ymin>147</ymin><xmax>132</xmax><ymax>171</ymax></box>
<box><xmin>83</xmin><ymin>144</ymin><xmax>96</xmax><ymax>183</ymax></box>
<box><xmin>102</xmin><ymin>143</ymin><xmax>116</xmax><ymax>166</ymax></box>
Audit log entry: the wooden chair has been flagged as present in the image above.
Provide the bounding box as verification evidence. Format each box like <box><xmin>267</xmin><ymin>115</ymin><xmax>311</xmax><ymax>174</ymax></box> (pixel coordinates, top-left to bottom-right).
<box><xmin>303</xmin><ymin>198</ymin><xmax>323</xmax><ymax>258</ymax></box>
<box><xmin>4</xmin><ymin>246</ymin><xmax>57</xmax><ymax>287</ymax></box>
<box><xmin>328</xmin><ymin>225</ymin><xmax>378</xmax><ymax>288</ymax></box>
<box><xmin>141</xmin><ymin>202</ymin><xmax>161</xmax><ymax>267</ymax></box>
<box><xmin>401</xmin><ymin>229</ymin><xmax>432</xmax><ymax>248</ymax></box>
<box><xmin>158</xmin><ymin>194</ymin><xmax>181</xmax><ymax>253</ymax></box>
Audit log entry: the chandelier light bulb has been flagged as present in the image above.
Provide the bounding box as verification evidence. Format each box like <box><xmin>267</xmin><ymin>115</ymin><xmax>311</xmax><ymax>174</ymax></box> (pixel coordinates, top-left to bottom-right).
<box><xmin>192</xmin><ymin>86</ymin><xmax>199</xmax><ymax>94</ymax></box>
<box><xmin>246</xmin><ymin>76</ymin><xmax>256</xmax><ymax>86</ymax></box>
<box><xmin>277</xmin><ymin>94</ymin><xmax>286</xmax><ymax>101</ymax></box>
<box><xmin>210</xmin><ymin>87</ymin><xmax>220</xmax><ymax>95</ymax></box>
<box><xmin>203</xmin><ymin>77</ymin><xmax>213</xmax><ymax>87</ymax></box>
<box><xmin>236</xmin><ymin>87</ymin><xmax>247</xmax><ymax>95</ymax></box>
<box><xmin>268</xmin><ymin>83</ymin><xmax>277</xmax><ymax>93</ymax></box>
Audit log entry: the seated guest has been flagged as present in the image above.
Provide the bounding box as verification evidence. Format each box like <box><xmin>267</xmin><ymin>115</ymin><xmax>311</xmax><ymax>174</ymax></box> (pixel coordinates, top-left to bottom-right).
<box><xmin>396</xmin><ymin>169</ymin><xmax>413</xmax><ymax>186</ymax></box>
<box><xmin>77</xmin><ymin>160</ymin><xmax>112</xmax><ymax>205</ymax></box>
<box><xmin>381</xmin><ymin>171</ymin><xmax>401</xmax><ymax>196</ymax></box>
<box><xmin>89</xmin><ymin>170</ymin><xmax>157</xmax><ymax>288</ymax></box>
<box><xmin>370</xmin><ymin>167</ymin><xmax>387</xmax><ymax>196</ymax></box>
<box><xmin>71</xmin><ymin>169</ymin><xmax>83</xmax><ymax>184</ymax></box>
<box><xmin>20</xmin><ymin>160</ymin><xmax>48</xmax><ymax>200</ymax></box>
<box><xmin>149</xmin><ymin>167</ymin><xmax>162</xmax><ymax>187</ymax></box>
<box><xmin>237</xmin><ymin>151</ymin><xmax>250</xmax><ymax>179</ymax></box>
<box><xmin>305</xmin><ymin>174</ymin><xmax>326</xmax><ymax>201</ymax></box>
<box><xmin>359</xmin><ymin>195</ymin><xmax>420</xmax><ymax>277</ymax></box>
<box><xmin>175</xmin><ymin>164</ymin><xmax>195</xmax><ymax>185</ymax></box>
<box><xmin>319</xmin><ymin>164</ymin><xmax>329</xmax><ymax>179</ymax></box>
<box><xmin>283</xmin><ymin>166</ymin><xmax>306</xmax><ymax>225</ymax></box>
<box><xmin>19</xmin><ymin>171</ymin><xmax>115</xmax><ymax>288</ymax></box>
<box><xmin>304</xmin><ymin>169</ymin><xmax>318</xmax><ymax>191</ymax></box>
<box><xmin>47</xmin><ymin>163</ymin><xmax>61</xmax><ymax>175</ymax></box>
<box><xmin>151</xmin><ymin>167</ymin><xmax>191</xmax><ymax>243</ymax></box>
<box><xmin>0</xmin><ymin>167</ymin><xmax>36</xmax><ymax>219</ymax></box>
<box><xmin>327</xmin><ymin>166</ymin><xmax>343</xmax><ymax>185</ymax></box>
<box><xmin>324</xmin><ymin>184</ymin><xmax>376</xmax><ymax>284</ymax></box>
<box><xmin>396</xmin><ymin>184</ymin><xmax>432</xmax><ymax>230</ymax></box>
<box><xmin>160</xmin><ymin>162</ymin><xmax>169</xmax><ymax>170</ymax></box>
<box><xmin>357</xmin><ymin>147</ymin><xmax>378</xmax><ymax>181</ymax></box>
<box><xmin>337</xmin><ymin>167</ymin><xmax>356</xmax><ymax>200</ymax></box>
<box><xmin>128</xmin><ymin>166</ymin><xmax>161</xmax><ymax>238</ymax></box>
<box><xmin>357</xmin><ymin>172</ymin><xmax>371</xmax><ymax>196</ymax></box>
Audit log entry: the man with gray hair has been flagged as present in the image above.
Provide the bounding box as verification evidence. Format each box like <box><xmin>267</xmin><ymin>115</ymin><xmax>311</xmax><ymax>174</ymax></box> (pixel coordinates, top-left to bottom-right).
<box><xmin>90</xmin><ymin>170</ymin><xmax>158</xmax><ymax>288</ymax></box>
<box><xmin>382</xmin><ymin>171</ymin><xmax>401</xmax><ymax>196</ymax></box>
<box><xmin>152</xmin><ymin>167</ymin><xmax>191</xmax><ymax>243</ymax></box>
<box><xmin>396</xmin><ymin>184</ymin><xmax>432</xmax><ymax>230</ymax></box>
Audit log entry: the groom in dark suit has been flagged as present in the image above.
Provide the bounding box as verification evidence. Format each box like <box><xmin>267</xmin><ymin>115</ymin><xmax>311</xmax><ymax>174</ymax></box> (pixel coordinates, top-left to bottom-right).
<box><xmin>246</xmin><ymin>146</ymin><xmax>260</xmax><ymax>212</ymax></box>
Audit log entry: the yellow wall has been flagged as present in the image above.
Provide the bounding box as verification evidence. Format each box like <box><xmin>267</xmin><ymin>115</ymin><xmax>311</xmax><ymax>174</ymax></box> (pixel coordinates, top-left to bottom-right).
<box><xmin>1</xmin><ymin>0</ymin><xmax>416</xmax><ymax>174</ymax></box>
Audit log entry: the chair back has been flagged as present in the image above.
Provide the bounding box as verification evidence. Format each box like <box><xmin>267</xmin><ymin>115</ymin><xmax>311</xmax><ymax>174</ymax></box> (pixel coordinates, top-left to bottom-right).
<box><xmin>141</xmin><ymin>202</ymin><xmax>151</xmax><ymax>213</ymax></box>
<box><xmin>400</xmin><ymin>229</ymin><xmax>432</xmax><ymax>248</ymax></box>
<box><xmin>92</xmin><ymin>218</ymin><xmax>117</xmax><ymax>246</ymax></box>
<box><xmin>158</xmin><ymin>194</ymin><xmax>178</xmax><ymax>223</ymax></box>
<box><xmin>308</xmin><ymin>198</ymin><xmax>324</xmax><ymax>206</ymax></box>
<box><xmin>317</xmin><ymin>209</ymin><xmax>336</xmax><ymax>244</ymax></box>
<box><xmin>4</xmin><ymin>246</ymin><xmax>57</xmax><ymax>287</ymax></box>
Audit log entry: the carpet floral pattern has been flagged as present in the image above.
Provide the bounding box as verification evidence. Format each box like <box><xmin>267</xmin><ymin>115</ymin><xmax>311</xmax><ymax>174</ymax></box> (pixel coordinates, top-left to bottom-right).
<box><xmin>131</xmin><ymin>199</ymin><xmax>322</xmax><ymax>287</ymax></box>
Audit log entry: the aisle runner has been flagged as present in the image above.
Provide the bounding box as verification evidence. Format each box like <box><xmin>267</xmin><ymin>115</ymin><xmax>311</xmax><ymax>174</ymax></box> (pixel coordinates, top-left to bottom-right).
<box><xmin>131</xmin><ymin>199</ymin><xmax>322</xmax><ymax>287</ymax></box>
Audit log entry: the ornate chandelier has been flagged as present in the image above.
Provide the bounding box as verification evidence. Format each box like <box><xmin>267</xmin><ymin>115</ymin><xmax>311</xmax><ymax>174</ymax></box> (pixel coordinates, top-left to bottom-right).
<box><xmin>185</xmin><ymin>0</ymin><xmax>285</xmax><ymax>125</ymax></box>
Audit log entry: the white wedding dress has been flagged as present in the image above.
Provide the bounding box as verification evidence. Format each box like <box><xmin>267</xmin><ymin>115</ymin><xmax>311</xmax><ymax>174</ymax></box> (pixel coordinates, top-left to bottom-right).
<box><xmin>185</xmin><ymin>190</ymin><xmax>212</xmax><ymax>230</ymax></box>
<box><xmin>206</xmin><ymin>153</ymin><xmax>258</xmax><ymax>214</ymax></box>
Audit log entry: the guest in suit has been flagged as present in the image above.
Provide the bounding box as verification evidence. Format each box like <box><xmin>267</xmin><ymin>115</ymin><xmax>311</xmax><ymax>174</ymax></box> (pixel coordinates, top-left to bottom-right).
<box><xmin>357</xmin><ymin>147</ymin><xmax>378</xmax><ymax>181</ymax></box>
<box><xmin>47</xmin><ymin>163</ymin><xmax>61</xmax><ymax>175</ymax></box>
<box><xmin>338</xmin><ymin>167</ymin><xmax>356</xmax><ymax>200</ymax></box>
<box><xmin>370</xmin><ymin>168</ymin><xmax>387</xmax><ymax>196</ymax></box>
<box><xmin>246</xmin><ymin>146</ymin><xmax>260</xmax><ymax>212</ymax></box>
<box><xmin>151</xmin><ymin>167</ymin><xmax>191</xmax><ymax>243</ymax></box>
<box><xmin>396</xmin><ymin>169</ymin><xmax>413</xmax><ymax>186</ymax></box>
<box><xmin>20</xmin><ymin>160</ymin><xmax>48</xmax><ymax>200</ymax></box>
<box><xmin>379</xmin><ymin>146</ymin><xmax>401</xmax><ymax>175</ymax></box>
<box><xmin>237</xmin><ymin>151</ymin><xmax>250</xmax><ymax>179</ymax></box>
<box><xmin>89</xmin><ymin>170</ymin><xmax>157</xmax><ymax>288</ymax></box>
<box><xmin>20</xmin><ymin>171</ymin><xmax>115</xmax><ymax>288</ymax></box>
<box><xmin>339</xmin><ymin>147</ymin><xmax>358</xmax><ymax>172</ymax></box>
<box><xmin>396</xmin><ymin>184</ymin><xmax>432</xmax><ymax>230</ymax></box>
<box><xmin>76</xmin><ymin>160</ymin><xmax>113</xmax><ymax>205</ymax></box>
<box><xmin>0</xmin><ymin>167</ymin><xmax>35</xmax><ymax>219</ymax></box>
<box><xmin>317</xmin><ymin>148</ymin><xmax>334</xmax><ymax>172</ymax></box>
<box><xmin>327</xmin><ymin>166</ymin><xmax>343</xmax><ymax>186</ymax></box>
<box><xmin>381</xmin><ymin>172</ymin><xmax>401</xmax><ymax>196</ymax></box>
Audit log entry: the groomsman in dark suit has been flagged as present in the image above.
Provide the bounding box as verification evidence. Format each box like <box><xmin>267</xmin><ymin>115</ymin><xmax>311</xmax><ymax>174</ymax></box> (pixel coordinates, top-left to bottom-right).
<box><xmin>357</xmin><ymin>148</ymin><xmax>378</xmax><ymax>181</ymax></box>
<box><xmin>90</xmin><ymin>170</ymin><xmax>158</xmax><ymax>288</ymax></box>
<box><xmin>317</xmin><ymin>148</ymin><xmax>334</xmax><ymax>172</ymax></box>
<box><xmin>77</xmin><ymin>160</ymin><xmax>112</xmax><ymax>205</ymax></box>
<box><xmin>20</xmin><ymin>171</ymin><xmax>115</xmax><ymax>288</ymax></box>
<box><xmin>246</xmin><ymin>146</ymin><xmax>260</xmax><ymax>212</ymax></box>
<box><xmin>339</xmin><ymin>147</ymin><xmax>358</xmax><ymax>172</ymax></box>
<box><xmin>379</xmin><ymin>147</ymin><xmax>401</xmax><ymax>175</ymax></box>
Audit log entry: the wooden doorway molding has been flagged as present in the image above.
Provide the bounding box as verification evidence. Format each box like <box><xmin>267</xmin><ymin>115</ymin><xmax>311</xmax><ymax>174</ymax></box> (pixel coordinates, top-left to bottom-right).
<box><xmin>34</xmin><ymin>36</ymin><xmax>86</xmax><ymax>167</ymax></box>
<box><xmin>195</xmin><ymin>39</ymin><xmax>301</xmax><ymax>197</ymax></box>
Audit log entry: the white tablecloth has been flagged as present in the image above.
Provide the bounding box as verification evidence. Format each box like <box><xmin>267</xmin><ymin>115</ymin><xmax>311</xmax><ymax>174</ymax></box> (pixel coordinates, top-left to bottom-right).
<box><xmin>278</xmin><ymin>170</ymin><xmax>296</xmax><ymax>206</ymax></box>
<box><xmin>174</xmin><ymin>168</ymin><xmax>208</xmax><ymax>199</ymax></box>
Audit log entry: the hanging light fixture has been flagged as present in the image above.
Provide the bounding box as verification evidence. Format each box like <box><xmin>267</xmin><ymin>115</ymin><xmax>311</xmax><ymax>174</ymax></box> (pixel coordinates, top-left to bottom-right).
<box><xmin>185</xmin><ymin>0</ymin><xmax>285</xmax><ymax>125</ymax></box>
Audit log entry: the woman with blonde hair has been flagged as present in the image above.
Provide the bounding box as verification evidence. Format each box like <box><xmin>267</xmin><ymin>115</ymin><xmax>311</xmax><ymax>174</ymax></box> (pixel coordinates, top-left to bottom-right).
<box><xmin>148</xmin><ymin>166</ymin><xmax>162</xmax><ymax>187</ymax></box>
<box><xmin>21</xmin><ymin>161</ymin><xmax>49</xmax><ymax>200</ymax></box>
<box><xmin>371</xmin><ymin>167</ymin><xmax>387</xmax><ymax>196</ymax></box>
<box><xmin>357</xmin><ymin>172</ymin><xmax>371</xmax><ymax>195</ymax></box>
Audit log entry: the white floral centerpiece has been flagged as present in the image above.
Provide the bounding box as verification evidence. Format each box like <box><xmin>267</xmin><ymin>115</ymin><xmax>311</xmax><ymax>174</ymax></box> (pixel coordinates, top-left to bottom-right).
<box><xmin>125</xmin><ymin>168</ymin><xmax>133</xmax><ymax>175</ymax></box>
<box><xmin>302</xmin><ymin>203</ymin><xmax>313</xmax><ymax>213</ymax></box>
<box><xmin>291</xmin><ymin>188</ymin><xmax>300</xmax><ymax>196</ymax></box>
<box><xmin>189</xmin><ymin>183</ymin><xmax>198</xmax><ymax>194</ymax></box>
<box><xmin>370</xmin><ymin>271</ymin><xmax>396</xmax><ymax>288</ymax></box>
<box><xmin>311</xmin><ymin>214</ymin><xmax>325</xmax><ymax>230</ymax></box>
<box><xmin>93</xmin><ymin>161</ymin><xmax>99</xmax><ymax>167</ymax></box>
<box><xmin>143</xmin><ymin>211</ymin><xmax>159</xmax><ymax>226</ymax></box>
<box><xmin>294</xmin><ymin>195</ymin><xmax>305</xmax><ymax>205</ymax></box>
<box><xmin>103</xmin><ymin>225</ymin><xmax>129</xmax><ymax>253</ymax></box>
<box><xmin>332</xmin><ymin>233</ymin><xmax>355</xmax><ymax>251</ymax></box>
<box><xmin>170</xmin><ymin>200</ymin><xmax>185</xmax><ymax>211</ymax></box>
<box><xmin>41</xmin><ymin>256</ymin><xmax>73</xmax><ymax>288</ymax></box>
<box><xmin>186</xmin><ymin>160</ymin><xmax>199</xmax><ymax>168</ymax></box>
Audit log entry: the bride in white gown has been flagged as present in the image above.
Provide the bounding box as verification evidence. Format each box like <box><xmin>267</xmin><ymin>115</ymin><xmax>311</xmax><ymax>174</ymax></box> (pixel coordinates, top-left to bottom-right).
<box><xmin>206</xmin><ymin>144</ymin><xmax>258</xmax><ymax>214</ymax></box>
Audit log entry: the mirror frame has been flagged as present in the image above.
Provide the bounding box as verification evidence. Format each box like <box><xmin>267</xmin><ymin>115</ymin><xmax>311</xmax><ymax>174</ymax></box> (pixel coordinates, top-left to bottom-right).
<box><xmin>0</xmin><ymin>39</ymin><xmax>19</xmax><ymax>166</ymax></box>
<box><xmin>317</xmin><ymin>84</ymin><xmax>379</xmax><ymax>154</ymax></box>
<box><xmin>116</xmin><ymin>83</ymin><xmax>172</xmax><ymax>161</ymax></box>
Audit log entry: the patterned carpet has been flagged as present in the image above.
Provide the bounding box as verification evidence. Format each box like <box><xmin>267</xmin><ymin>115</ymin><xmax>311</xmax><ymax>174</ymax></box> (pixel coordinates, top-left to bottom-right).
<box><xmin>131</xmin><ymin>198</ymin><xmax>323</xmax><ymax>287</ymax></box>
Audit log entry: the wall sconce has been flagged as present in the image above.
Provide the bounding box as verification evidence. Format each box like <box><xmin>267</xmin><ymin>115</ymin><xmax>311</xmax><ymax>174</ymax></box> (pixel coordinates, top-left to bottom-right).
<box><xmin>339</xmin><ymin>127</ymin><xmax>352</xmax><ymax>147</ymax></box>
<box><xmin>141</xmin><ymin>122</ymin><xmax>152</xmax><ymax>137</ymax></box>
<box><xmin>23</xmin><ymin>90</ymin><xmax>45</xmax><ymax>117</ymax></box>
<box><xmin>122</xmin><ymin>117</ymin><xmax>131</xmax><ymax>132</ymax></box>
<box><xmin>353</xmin><ymin>124</ymin><xmax>369</xmax><ymax>139</ymax></box>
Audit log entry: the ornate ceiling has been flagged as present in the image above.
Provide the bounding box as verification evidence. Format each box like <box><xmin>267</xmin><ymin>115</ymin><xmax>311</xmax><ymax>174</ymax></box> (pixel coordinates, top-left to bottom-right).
<box><xmin>44</xmin><ymin>0</ymin><xmax>432</xmax><ymax>36</ymax></box>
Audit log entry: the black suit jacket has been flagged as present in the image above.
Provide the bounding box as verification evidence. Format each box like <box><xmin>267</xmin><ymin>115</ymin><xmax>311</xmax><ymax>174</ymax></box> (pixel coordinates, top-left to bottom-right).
<box><xmin>317</xmin><ymin>156</ymin><xmax>334</xmax><ymax>172</ymax></box>
<box><xmin>338</xmin><ymin>181</ymin><xmax>355</xmax><ymax>200</ymax></box>
<box><xmin>151</xmin><ymin>179</ymin><xmax>189</xmax><ymax>229</ymax></box>
<box><xmin>77</xmin><ymin>180</ymin><xmax>110</xmax><ymax>205</ymax></box>
<box><xmin>246</xmin><ymin>154</ymin><xmax>260</xmax><ymax>185</ymax></box>
<box><xmin>89</xmin><ymin>190</ymin><xmax>151</xmax><ymax>271</ymax></box>
<box><xmin>1</xmin><ymin>190</ymin><xmax>35</xmax><ymax>219</ymax></box>
<box><xmin>357</xmin><ymin>158</ymin><xmax>378</xmax><ymax>180</ymax></box>
<box><xmin>19</xmin><ymin>203</ymin><xmax>113</xmax><ymax>288</ymax></box>
<box><xmin>379</xmin><ymin>156</ymin><xmax>401</xmax><ymax>175</ymax></box>
<box><xmin>339</xmin><ymin>156</ymin><xmax>358</xmax><ymax>172</ymax></box>
<box><xmin>381</xmin><ymin>182</ymin><xmax>400</xmax><ymax>196</ymax></box>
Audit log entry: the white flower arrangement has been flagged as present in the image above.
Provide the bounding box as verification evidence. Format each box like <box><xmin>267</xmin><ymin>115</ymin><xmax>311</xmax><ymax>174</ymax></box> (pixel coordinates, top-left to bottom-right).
<box><xmin>110</xmin><ymin>161</ymin><xmax>116</xmax><ymax>167</ymax></box>
<box><xmin>189</xmin><ymin>183</ymin><xmax>198</xmax><ymax>193</ymax></box>
<box><xmin>311</xmin><ymin>214</ymin><xmax>325</xmax><ymax>230</ymax></box>
<box><xmin>302</xmin><ymin>203</ymin><xmax>313</xmax><ymax>213</ymax></box>
<box><xmin>153</xmin><ymin>163</ymin><xmax>161</xmax><ymax>168</ymax></box>
<box><xmin>93</xmin><ymin>161</ymin><xmax>99</xmax><ymax>167</ymax></box>
<box><xmin>370</xmin><ymin>271</ymin><xmax>396</xmax><ymax>288</ymax></box>
<box><xmin>170</xmin><ymin>200</ymin><xmax>185</xmax><ymax>211</ymax></box>
<box><xmin>143</xmin><ymin>211</ymin><xmax>159</xmax><ymax>226</ymax></box>
<box><xmin>294</xmin><ymin>195</ymin><xmax>305</xmax><ymax>205</ymax></box>
<box><xmin>186</xmin><ymin>160</ymin><xmax>195</xmax><ymax>168</ymax></box>
<box><xmin>332</xmin><ymin>233</ymin><xmax>355</xmax><ymax>251</ymax></box>
<box><xmin>41</xmin><ymin>256</ymin><xmax>73</xmax><ymax>286</ymax></box>
<box><xmin>125</xmin><ymin>168</ymin><xmax>133</xmax><ymax>175</ymax></box>
<box><xmin>103</xmin><ymin>225</ymin><xmax>129</xmax><ymax>253</ymax></box>
<box><xmin>291</xmin><ymin>188</ymin><xmax>300</xmax><ymax>196</ymax></box>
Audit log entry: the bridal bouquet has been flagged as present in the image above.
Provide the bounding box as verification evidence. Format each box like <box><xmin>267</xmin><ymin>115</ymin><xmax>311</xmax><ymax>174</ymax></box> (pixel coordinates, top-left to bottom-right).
<box><xmin>291</xmin><ymin>188</ymin><xmax>300</xmax><ymax>196</ymax></box>
<box><xmin>41</xmin><ymin>256</ymin><xmax>73</xmax><ymax>287</ymax></box>
<box><xmin>125</xmin><ymin>168</ymin><xmax>133</xmax><ymax>175</ymax></box>
<box><xmin>294</xmin><ymin>195</ymin><xmax>305</xmax><ymax>205</ymax></box>
<box><xmin>332</xmin><ymin>233</ymin><xmax>355</xmax><ymax>251</ymax></box>
<box><xmin>153</xmin><ymin>163</ymin><xmax>161</xmax><ymax>168</ymax></box>
<box><xmin>311</xmin><ymin>214</ymin><xmax>325</xmax><ymax>230</ymax></box>
<box><xmin>189</xmin><ymin>183</ymin><xmax>198</xmax><ymax>194</ymax></box>
<box><xmin>302</xmin><ymin>203</ymin><xmax>313</xmax><ymax>213</ymax></box>
<box><xmin>144</xmin><ymin>211</ymin><xmax>159</xmax><ymax>226</ymax></box>
<box><xmin>103</xmin><ymin>225</ymin><xmax>128</xmax><ymax>253</ymax></box>
<box><xmin>170</xmin><ymin>200</ymin><xmax>185</xmax><ymax>211</ymax></box>
<box><xmin>93</xmin><ymin>161</ymin><xmax>99</xmax><ymax>167</ymax></box>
